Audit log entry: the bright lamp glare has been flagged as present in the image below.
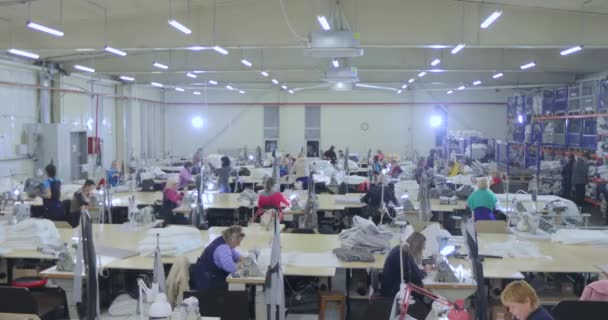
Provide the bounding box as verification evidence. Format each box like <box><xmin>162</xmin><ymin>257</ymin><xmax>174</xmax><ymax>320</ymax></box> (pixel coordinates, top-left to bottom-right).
<box><xmin>440</xmin><ymin>245</ymin><xmax>456</xmax><ymax>256</ymax></box>
<box><xmin>191</xmin><ymin>116</ymin><xmax>204</xmax><ymax>128</ymax></box>
<box><xmin>430</xmin><ymin>59</ymin><xmax>441</xmax><ymax>66</ymax></box>
<box><xmin>480</xmin><ymin>11</ymin><xmax>502</xmax><ymax>29</ymax></box>
<box><xmin>429</xmin><ymin>115</ymin><xmax>443</xmax><ymax>128</ymax></box>
<box><xmin>517</xmin><ymin>114</ymin><xmax>524</xmax><ymax>124</ymax></box>
<box><xmin>317</xmin><ymin>15</ymin><xmax>331</xmax><ymax>31</ymax></box>
<box><xmin>168</xmin><ymin>19</ymin><xmax>192</xmax><ymax>34</ymax></box>
<box><xmin>560</xmin><ymin>46</ymin><xmax>582</xmax><ymax>56</ymax></box>
<box><xmin>8</xmin><ymin>48</ymin><xmax>39</xmax><ymax>59</ymax></box>
<box><xmin>451</xmin><ymin>44</ymin><xmax>465</xmax><ymax>54</ymax></box>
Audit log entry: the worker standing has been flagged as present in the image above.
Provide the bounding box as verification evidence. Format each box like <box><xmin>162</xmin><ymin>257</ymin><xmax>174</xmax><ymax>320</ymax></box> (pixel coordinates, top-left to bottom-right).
<box><xmin>323</xmin><ymin>146</ymin><xmax>337</xmax><ymax>165</ymax></box>
<box><xmin>572</xmin><ymin>153</ymin><xmax>589</xmax><ymax>207</ymax></box>
<box><xmin>41</xmin><ymin>163</ymin><xmax>63</xmax><ymax>221</ymax></box>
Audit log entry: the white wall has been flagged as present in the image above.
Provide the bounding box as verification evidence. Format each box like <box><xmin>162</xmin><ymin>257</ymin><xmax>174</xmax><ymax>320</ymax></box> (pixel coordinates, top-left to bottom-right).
<box><xmin>0</xmin><ymin>61</ymin><xmax>38</xmax><ymax>183</ymax></box>
<box><xmin>164</xmin><ymin>88</ymin><xmax>510</xmax><ymax>158</ymax></box>
<box><xmin>57</xmin><ymin>74</ymin><xmax>118</xmax><ymax>169</ymax></box>
<box><xmin>164</xmin><ymin>97</ymin><xmax>262</xmax><ymax>157</ymax></box>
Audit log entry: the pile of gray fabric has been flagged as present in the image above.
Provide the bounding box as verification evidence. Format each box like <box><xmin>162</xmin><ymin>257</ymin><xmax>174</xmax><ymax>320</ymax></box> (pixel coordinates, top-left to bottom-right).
<box><xmin>338</xmin><ymin>216</ymin><xmax>393</xmax><ymax>253</ymax></box>
<box><xmin>455</xmin><ymin>185</ymin><xmax>474</xmax><ymax>200</ymax></box>
<box><xmin>430</xmin><ymin>184</ymin><xmax>454</xmax><ymax>198</ymax></box>
<box><xmin>402</xmin><ymin>199</ymin><xmax>416</xmax><ymax>211</ymax></box>
<box><xmin>332</xmin><ymin>247</ymin><xmax>375</xmax><ymax>262</ymax></box>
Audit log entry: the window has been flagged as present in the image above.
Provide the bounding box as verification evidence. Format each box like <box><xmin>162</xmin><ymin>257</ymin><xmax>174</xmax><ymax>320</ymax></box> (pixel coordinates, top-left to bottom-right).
<box><xmin>305</xmin><ymin>105</ymin><xmax>320</xmax><ymax>157</ymax></box>
<box><xmin>264</xmin><ymin>105</ymin><xmax>279</xmax><ymax>152</ymax></box>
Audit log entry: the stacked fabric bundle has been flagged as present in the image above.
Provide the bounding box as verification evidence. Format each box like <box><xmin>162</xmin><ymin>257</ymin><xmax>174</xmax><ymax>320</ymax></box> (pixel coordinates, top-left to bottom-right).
<box><xmin>2</xmin><ymin>218</ymin><xmax>62</xmax><ymax>250</ymax></box>
<box><xmin>138</xmin><ymin>226</ymin><xmax>204</xmax><ymax>256</ymax></box>
<box><xmin>337</xmin><ymin>216</ymin><xmax>393</xmax><ymax>253</ymax></box>
<box><xmin>527</xmin><ymin>160</ymin><xmax>563</xmax><ymax>195</ymax></box>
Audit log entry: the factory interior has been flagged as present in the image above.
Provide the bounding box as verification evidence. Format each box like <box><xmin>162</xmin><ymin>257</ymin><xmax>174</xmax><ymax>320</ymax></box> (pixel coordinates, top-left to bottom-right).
<box><xmin>2</xmin><ymin>0</ymin><xmax>608</xmax><ymax>319</ymax></box>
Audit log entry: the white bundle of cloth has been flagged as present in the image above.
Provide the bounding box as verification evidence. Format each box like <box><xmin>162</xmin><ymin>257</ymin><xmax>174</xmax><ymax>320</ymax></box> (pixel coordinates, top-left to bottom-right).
<box><xmin>395</xmin><ymin>180</ymin><xmax>419</xmax><ymax>201</ymax></box>
<box><xmin>466</xmin><ymin>143</ymin><xmax>488</xmax><ymax>160</ymax></box>
<box><xmin>421</xmin><ymin>223</ymin><xmax>452</xmax><ymax>258</ymax></box>
<box><xmin>138</xmin><ymin>226</ymin><xmax>204</xmax><ymax>256</ymax></box>
<box><xmin>447</xmin><ymin>174</ymin><xmax>475</xmax><ymax>186</ymax></box>
<box><xmin>1</xmin><ymin>218</ymin><xmax>62</xmax><ymax>250</ymax></box>
<box><xmin>311</xmin><ymin>160</ymin><xmax>337</xmax><ymax>178</ymax></box>
<box><xmin>480</xmin><ymin>237</ymin><xmax>546</xmax><ymax>258</ymax></box>
<box><xmin>551</xmin><ymin>229</ymin><xmax>608</xmax><ymax>245</ymax></box>
<box><xmin>338</xmin><ymin>216</ymin><xmax>393</xmax><ymax>253</ymax></box>
<box><xmin>336</xmin><ymin>159</ymin><xmax>359</xmax><ymax>171</ymax></box>
<box><xmin>250</xmin><ymin>167</ymin><xmax>272</xmax><ymax>180</ymax></box>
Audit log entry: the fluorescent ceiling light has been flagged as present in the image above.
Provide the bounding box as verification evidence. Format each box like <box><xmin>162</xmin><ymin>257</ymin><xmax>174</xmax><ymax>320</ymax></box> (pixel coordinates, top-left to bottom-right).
<box><xmin>447</xmin><ymin>90</ymin><xmax>453</xmax><ymax>94</ymax></box>
<box><xmin>451</xmin><ymin>44</ymin><xmax>465</xmax><ymax>54</ymax></box>
<box><xmin>74</xmin><ymin>64</ymin><xmax>95</xmax><ymax>73</ymax></box>
<box><xmin>188</xmin><ymin>46</ymin><xmax>205</xmax><ymax>51</ymax></box>
<box><xmin>480</xmin><ymin>11</ymin><xmax>502</xmax><ymax>29</ymax></box>
<box><xmin>430</xmin><ymin>59</ymin><xmax>441</xmax><ymax>66</ymax></box>
<box><xmin>175</xmin><ymin>87</ymin><xmax>185</xmax><ymax>92</ymax></box>
<box><xmin>186</xmin><ymin>72</ymin><xmax>197</xmax><ymax>79</ymax></box>
<box><xmin>151</xmin><ymin>82</ymin><xmax>163</xmax><ymax>87</ymax></box>
<box><xmin>317</xmin><ymin>15</ymin><xmax>331</xmax><ymax>31</ymax></box>
<box><xmin>429</xmin><ymin>69</ymin><xmax>444</xmax><ymax>73</ymax></box>
<box><xmin>213</xmin><ymin>46</ymin><xmax>229</xmax><ymax>55</ymax></box>
<box><xmin>397</xmin><ymin>90</ymin><xmax>402</xmax><ymax>94</ymax></box>
<box><xmin>457</xmin><ymin>85</ymin><xmax>465</xmax><ymax>90</ymax></box>
<box><xmin>241</xmin><ymin>59</ymin><xmax>253</xmax><ymax>67</ymax></box>
<box><xmin>401</xmin><ymin>84</ymin><xmax>408</xmax><ymax>89</ymax></box>
<box><xmin>418</xmin><ymin>72</ymin><xmax>427</xmax><ymax>77</ymax></box>
<box><xmin>226</xmin><ymin>85</ymin><xmax>234</xmax><ymax>90</ymax></box>
<box><xmin>281</xmin><ymin>85</ymin><xmax>288</xmax><ymax>90</ymax></box>
<box><xmin>208</xmin><ymin>80</ymin><xmax>218</xmax><ymax>85</ymax></box>
<box><xmin>153</xmin><ymin>62</ymin><xmax>169</xmax><ymax>69</ymax></box>
<box><xmin>75</xmin><ymin>48</ymin><xmax>95</xmax><ymax>52</ymax></box>
<box><xmin>428</xmin><ymin>45</ymin><xmax>448</xmax><ymax>49</ymax></box>
<box><xmin>104</xmin><ymin>46</ymin><xmax>127</xmax><ymax>57</ymax></box>
<box><xmin>520</xmin><ymin>62</ymin><xmax>536</xmax><ymax>70</ymax></box>
<box><xmin>168</xmin><ymin>19</ymin><xmax>192</xmax><ymax>34</ymax></box>
<box><xmin>8</xmin><ymin>48</ymin><xmax>39</xmax><ymax>59</ymax></box>
<box><xmin>288</xmin><ymin>90</ymin><xmax>294</xmax><ymax>94</ymax></box>
<box><xmin>332</xmin><ymin>59</ymin><xmax>339</xmax><ymax>68</ymax></box>
<box><xmin>560</xmin><ymin>46</ymin><xmax>582</xmax><ymax>56</ymax></box>
<box><xmin>261</xmin><ymin>71</ymin><xmax>269</xmax><ymax>77</ymax></box>
<box><xmin>193</xmin><ymin>70</ymin><xmax>206</xmax><ymax>73</ymax></box>
<box><xmin>271</xmin><ymin>79</ymin><xmax>279</xmax><ymax>84</ymax></box>
<box><xmin>408</xmin><ymin>78</ymin><xmax>415</xmax><ymax>83</ymax></box>
<box><xmin>193</xmin><ymin>91</ymin><xmax>201</xmax><ymax>95</ymax></box>
<box><xmin>239</xmin><ymin>90</ymin><xmax>245</xmax><ymax>94</ymax></box>
<box><xmin>493</xmin><ymin>72</ymin><xmax>504</xmax><ymax>79</ymax></box>
<box><xmin>473</xmin><ymin>80</ymin><xmax>482</xmax><ymax>86</ymax></box>
<box><xmin>119</xmin><ymin>75</ymin><xmax>134</xmax><ymax>81</ymax></box>
<box><xmin>26</xmin><ymin>21</ymin><xmax>64</xmax><ymax>37</ymax></box>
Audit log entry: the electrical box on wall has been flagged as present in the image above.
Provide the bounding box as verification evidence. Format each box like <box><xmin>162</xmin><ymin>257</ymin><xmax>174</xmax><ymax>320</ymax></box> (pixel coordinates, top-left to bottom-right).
<box><xmin>87</xmin><ymin>137</ymin><xmax>101</xmax><ymax>154</ymax></box>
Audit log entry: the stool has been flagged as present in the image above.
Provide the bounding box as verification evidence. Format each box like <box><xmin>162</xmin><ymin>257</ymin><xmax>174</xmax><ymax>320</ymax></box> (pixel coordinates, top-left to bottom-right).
<box><xmin>319</xmin><ymin>291</ymin><xmax>346</xmax><ymax>320</ymax></box>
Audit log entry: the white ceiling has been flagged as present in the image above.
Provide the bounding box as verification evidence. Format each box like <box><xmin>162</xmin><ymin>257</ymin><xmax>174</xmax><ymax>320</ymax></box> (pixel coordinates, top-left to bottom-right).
<box><xmin>1</xmin><ymin>0</ymin><xmax>608</xmax><ymax>92</ymax></box>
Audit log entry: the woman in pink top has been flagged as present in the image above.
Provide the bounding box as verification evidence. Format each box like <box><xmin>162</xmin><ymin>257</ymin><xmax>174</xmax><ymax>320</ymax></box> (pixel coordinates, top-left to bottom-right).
<box><xmin>255</xmin><ymin>178</ymin><xmax>290</xmax><ymax>222</ymax></box>
<box><xmin>162</xmin><ymin>178</ymin><xmax>186</xmax><ymax>224</ymax></box>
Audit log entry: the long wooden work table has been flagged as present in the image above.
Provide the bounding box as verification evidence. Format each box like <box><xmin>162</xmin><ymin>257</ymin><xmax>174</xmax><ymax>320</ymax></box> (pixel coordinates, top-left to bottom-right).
<box><xmin>2</xmin><ymin>218</ymin><xmax>607</xmax><ymax>319</ymax></box>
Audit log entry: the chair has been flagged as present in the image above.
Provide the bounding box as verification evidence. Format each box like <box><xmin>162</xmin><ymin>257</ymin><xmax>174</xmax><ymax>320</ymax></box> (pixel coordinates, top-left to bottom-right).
<box><xmin>319</xmin><ymin>291</ymin><xmax>346</xmax><ymax>320</ymax></box>
<box><xmin>472</xmin><ymin>207</ymin><xmax>496</xmax><ymax>221</ymax></box>
<box><xmin>474</xmin><ymin>220</ymin><xmax>507</xmax><ymax>234</ymax></box>
<box><xmin>551</xmin><ymin>301</ymin><xmax>608</xmax><ymax>320</ymax></box>
<box><xmin>0</xmin><ymin>286</ymin><xmax>66</xmax><ymax>319</ymax></box>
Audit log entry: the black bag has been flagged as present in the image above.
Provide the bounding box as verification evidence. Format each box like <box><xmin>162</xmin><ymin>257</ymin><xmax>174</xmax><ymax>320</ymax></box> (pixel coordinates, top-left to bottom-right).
<box><xmin>141</xmin><ymin>179</ymin><xmax>155</xmax><ymax>192</ymax></box>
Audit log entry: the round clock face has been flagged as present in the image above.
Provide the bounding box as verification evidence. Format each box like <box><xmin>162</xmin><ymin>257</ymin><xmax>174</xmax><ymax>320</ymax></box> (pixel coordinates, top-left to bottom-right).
<box><xmin>360</xmin><ymin>122</ymin><xmax>369</xmax><ymax>131</ymax></box>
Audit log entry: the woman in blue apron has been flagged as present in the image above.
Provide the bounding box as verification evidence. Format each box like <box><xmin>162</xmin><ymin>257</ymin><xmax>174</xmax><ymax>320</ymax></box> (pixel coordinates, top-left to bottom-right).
<box><xmin>42</xmin><ymin>163</ymin><xmax>64</xmax><ymax>221</ymax></box>
<box><xmin>192</xmin><ymin>226</ymin><xmax>245</xmax><ymax>290</ymax></box>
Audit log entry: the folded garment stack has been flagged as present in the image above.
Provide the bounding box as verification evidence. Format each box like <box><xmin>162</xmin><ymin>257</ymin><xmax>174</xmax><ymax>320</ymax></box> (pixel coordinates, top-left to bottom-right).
<box><xmin>338</xmin><ymin>216</ymin><xmax>393</xmax><ymax>253</ymax></box>
<box><xmin>1</xmin><ymin>218</ymin><xmax>62</xmax><ymax>250</ymax></box>
<box><xmin>527</xmin><ymin>161</ymin><xmax>563</xmax><ymax>195</ymax></box>
<box><xmin>138</xmin><ymin>226</ymin><xmax>204</xmax><ymax>256</ymax></box>
<box><xmin>332</xmin><ymin>247</ymin><xmax>375</xmax><ymax>262</ymax></box>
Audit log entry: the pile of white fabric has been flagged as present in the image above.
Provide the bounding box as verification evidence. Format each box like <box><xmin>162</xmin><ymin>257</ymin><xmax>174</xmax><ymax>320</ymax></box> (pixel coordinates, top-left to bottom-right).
<box><xmin>394</xmin><ymin>180</ymin><xmax>419</xmax><ymax>201</ymax></box>
<box><xmin>338</xmin><ymin>216</ymin><xmax>393</xmax><ymax>253</ymax></box>
<box><xmin>1</xmin><ymin>218</ymin><xmax>62</xmax><ymax>250</ymax></box>
<box><xmin>527</xmin><ymin>160</ymin><xmax>563</xmax><ymax>195</ymax></box>
<box><xmin>250</xmin><ymin>167</ymin><xmax>272</xmax><ymax>180</ymax></box>
<box><xmin>551</xmin><ymin>229</ymin><xmax>608</xmax><ymax>245</ymax></box>
<box><xmin>140</xmin><ymin>167</ymin><xmax>167</xmax><ymax>180</ymax></box>
<box><xmin>336</xmin><ymin>159</ymin><xmax>359</xmax><ymax>171</ymax></box>
<box><xmin>138</xmin><ymin>226</ymin><xmax>204</xmax><ymax>256</ymax></box>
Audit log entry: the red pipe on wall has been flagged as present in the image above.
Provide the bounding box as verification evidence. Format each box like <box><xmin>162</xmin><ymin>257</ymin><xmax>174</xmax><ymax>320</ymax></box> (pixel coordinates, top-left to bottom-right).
<box><xmin>0</xmin><ymin>80</ymin><xmax>506</xmax><ymax>107</ymax></box>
